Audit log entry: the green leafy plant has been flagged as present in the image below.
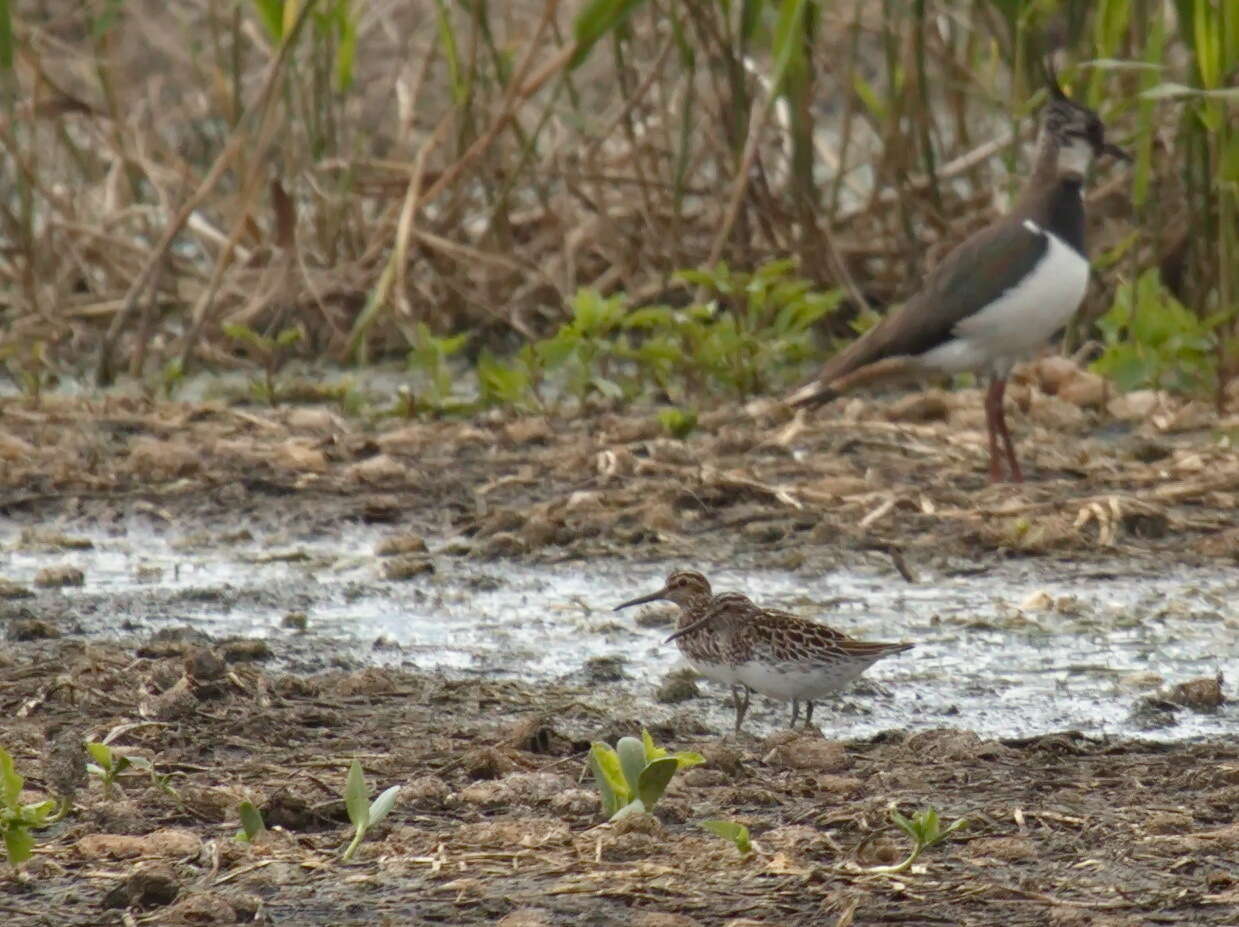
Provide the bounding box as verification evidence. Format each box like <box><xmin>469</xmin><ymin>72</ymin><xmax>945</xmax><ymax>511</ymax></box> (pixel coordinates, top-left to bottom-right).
<box><xmin>657</xmin><ymin>406</ymin><xmax>698</xmax><ymax>439</ymax></box>
<box><xmin>868</xmin><ymin>806</ymin><xmax>966</xmax><ymax>874</ymax></box>
<box><xmin>222</xmin><ymin>321</ymin><xmax>304</xmax><ymax>405</ymax></box>
<box><xmin>340</xmin><ymin>759</ymin><xmax>399</xmax><ymax>862</ymax></box>
<box><xmin>405</xmin><ymin>323</ymin><xmax>471</xmax><ymax>413</ymax></box>
<box><xmin>701</xmin><ymin>819</ymin><xmax>753</xmax><ymax>856</ymax></box>
<box><xmin>1</xmin><ymin>747</ymin><xmax>58</xmax><ymax>869</ymax></box>
<box><xmin>588</xmin><ymin>729</ymin><xmax>704</xmax><ymax>821</ymax></box>
<box><xmin>236</xmin><ymin>801</ymin><xmax>268</xmax><ymax>843</ymax></box>
<box><xmin>534</xmin><ymin>288</ymin><xmax>631</xmax><ymax>407</ymax></box>
<box><xmin>1092</xmin><ymin>268</ymin><xmax>1226</xmax><ymax>396</ymax></box>
<box><xmin>86</xmin><ymin>742</ymin><xmax>143</xmax><ymax>799</ymax></box>
<box><xmin>85</xmin><ymin>742</ymin><xmax>177</xmax><ymax>801</ymax></box>
<box><xmin>668</xmin><ymin>260</ymin><xmax>844</xmax><ymax>398</ymax></box>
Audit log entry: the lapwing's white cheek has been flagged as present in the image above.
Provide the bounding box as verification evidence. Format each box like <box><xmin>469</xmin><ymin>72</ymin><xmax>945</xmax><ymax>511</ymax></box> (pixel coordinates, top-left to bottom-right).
<box><xmin>1057</xmin><ymin>137</ymin><xmax>1094</xmax><ymax>176</ymax></box>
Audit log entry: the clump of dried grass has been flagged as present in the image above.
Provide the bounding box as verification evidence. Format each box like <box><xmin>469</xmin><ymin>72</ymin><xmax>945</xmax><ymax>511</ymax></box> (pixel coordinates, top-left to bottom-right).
<box><xmin>0</xmin><ymin>1</ymin><xmax>1231</xmax><ymax>397</ymax></box>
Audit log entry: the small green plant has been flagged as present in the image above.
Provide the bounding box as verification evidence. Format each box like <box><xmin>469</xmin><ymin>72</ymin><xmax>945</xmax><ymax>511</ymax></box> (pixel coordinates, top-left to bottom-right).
<box><xmin>701</xmin><ymin>819</ymin><xmax>753</xmax><ymax>855</ymax></box>
<box><xmin>467</xmin><ymin>262</ymin><xmax>844</xmax><ymax>415</ymax></box>
<box><xmin>85</xmin><ymin>742</ymin><xmax>176</xmax><ymax>801</ymax></box>
<box><xmin>405</xmin><ymin>322</ymin><xmax>472</xmax><ymax>413</ymax></box>
<box><xmin>476</xmin><ymin>347</ymin><xmax>537</xmax><ymax>410</ymax></box>
<box><xmin>340</xmin><ymin>759</ymin><xmax>399</xmax><ymax>862</ymax></box>
<box><xmin>0</xmin><ymin>339</ymin><xmax>56</xmax><ymax>399</ymax></box>
<box><xmin>222</xmin><ymin>321</ymin><xmax>304</xmax><ymax>405</ymax></box>
<box><xmin>671</xmin><ymin>260</ymin><xmax>844</xmax><ymax>398</ymax></box>
<box><xmin>868</xmin><ymin>806</ymin><xmax>966</xmax><ymax>874</ymax></box>
<box><xmin>588</xmin><ymin>729</ymin><xmax>704</xmax><ymax>821</ymax></box>
<box><xmin>1092</xmin><ymin>268</ymin><xmax>1226</xmax><ymax>396</ymax></box>
<box><xmin>657</xmin><ymin>407</ymin><xmax>698</xmax><ymax>439</ymax></box>
<box><xmin>236</xmin><ymin>801</ymin><xmax>267</xmax><ymax>843</ymax></box>
<box><xmin>1</xmin><ymin>747</ymin><xmax>58</xmax><ymax>869</ymax></box>
<box><xmin>86</xmin><ymin>742</ymin><xmax>142</xmax><ymax>799</ymax></box>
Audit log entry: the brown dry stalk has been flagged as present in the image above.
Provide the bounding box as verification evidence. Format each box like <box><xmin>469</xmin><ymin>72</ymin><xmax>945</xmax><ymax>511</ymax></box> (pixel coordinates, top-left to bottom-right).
<box><xmin>95</xmin><ymin>1</ymin><xmax>320</xmax><ymax>385</ymax></box>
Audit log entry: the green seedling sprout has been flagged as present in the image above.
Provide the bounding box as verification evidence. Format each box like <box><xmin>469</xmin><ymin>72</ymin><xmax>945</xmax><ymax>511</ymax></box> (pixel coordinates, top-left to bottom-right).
<box><xmin>1</xmin><ymin>747</ymin><xmax>58</xmax><ymax>870</ymax></box>
<box><xmin>85</xmin><ymin>741</ymin><xmax>179</xmax><ymax>802</ymax></box>
<box><xmin>588</xmin><ymin>729</ymin><xmax>704</xmax><ymax>821</ymax></box>
<box><xmin>701</xmin><ymin>819</ymin><xmax>753</xmax><ymax>856</ymax></box>
<box><xmin>86</xmin><ymin>742</ymin><xmax>138</xmax><ymax>799</ymax></box>
<box><xmin>868</xmin><ymin>806</ymin><xmax>967</xmax><ymax>874</ymax></box>
<box><xmin>222</xmin><ymin>322</ymin><xmax>304</xmax><ymax>405</ymax></box>
<box><xmin>340</xmin><ymin>759</ymin><xmax>400</xmax><ymax>862</ymax></box>
<box><xmin>236</xmin><ymin>801</ymin><xmax>267</xmax><ymax>843</ymax></box>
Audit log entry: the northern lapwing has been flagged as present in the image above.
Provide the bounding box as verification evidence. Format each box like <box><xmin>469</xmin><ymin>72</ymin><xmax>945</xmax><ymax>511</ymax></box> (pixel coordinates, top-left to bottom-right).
<box><xmin>787</xmin><ymin>74</ymin><xmax>1130</xmax><ymax>482</ymax></box>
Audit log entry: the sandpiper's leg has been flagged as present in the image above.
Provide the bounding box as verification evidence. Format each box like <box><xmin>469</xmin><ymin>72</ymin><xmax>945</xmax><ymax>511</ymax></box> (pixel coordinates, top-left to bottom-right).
<box><xmin>789</xmin><ymin>699</ymin><xmax>800</xmax><ymax>728</ymax></box>
<box><xmin>803</xmin><ymin>701</ymin><xmax>815</xmax><ymax>727</ymax></box>
<box><xmin>731</xmin><ymin>685</ymin><xmax>751</xmax><ymax>733</ymax></box>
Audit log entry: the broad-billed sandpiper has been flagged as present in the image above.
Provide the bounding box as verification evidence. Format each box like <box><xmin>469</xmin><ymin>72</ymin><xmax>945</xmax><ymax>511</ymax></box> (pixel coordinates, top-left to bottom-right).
<box><xmin>615</xmin><ymin>570</ymin><xmax>912</xmax><ymax>733</ymax></box>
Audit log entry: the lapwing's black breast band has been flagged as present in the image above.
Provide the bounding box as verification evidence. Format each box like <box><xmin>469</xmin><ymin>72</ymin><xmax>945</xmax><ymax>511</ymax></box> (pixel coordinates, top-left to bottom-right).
<box><xmin>1043</xmin><ymin>178</ymin><xmax>1087</xmax><ymax>256</ymax></box>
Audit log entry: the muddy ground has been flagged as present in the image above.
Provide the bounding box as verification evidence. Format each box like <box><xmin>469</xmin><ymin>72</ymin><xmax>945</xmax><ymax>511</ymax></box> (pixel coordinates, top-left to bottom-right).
<box><xmin>1</xmin><ymin>381</ymin><xmax>1238</xmax><ymax>925</ymax></box>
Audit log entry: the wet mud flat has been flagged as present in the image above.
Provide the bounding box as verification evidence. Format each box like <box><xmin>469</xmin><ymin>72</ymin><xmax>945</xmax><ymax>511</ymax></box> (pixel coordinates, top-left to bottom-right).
<box><xmin>1</xmin><ymin>635</ymin><xmax>1238</xmax><ymax>926</ymax></box>
<box><xmin>2</xmin><ymin>392</ymin><xmax>1238</xmax><ymax>923</ymax></box>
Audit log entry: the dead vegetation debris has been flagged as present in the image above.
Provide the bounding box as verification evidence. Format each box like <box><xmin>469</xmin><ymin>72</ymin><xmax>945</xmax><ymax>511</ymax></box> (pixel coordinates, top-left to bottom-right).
<box><xmin>3</xmin><ymin>365</ymin><xmax>1238</xmax><ymax>565</ymax></box>
<box><xmin>0</xmin><ymin>637</ymin><xmax>1237</xmax><ymax>925</ymax></box>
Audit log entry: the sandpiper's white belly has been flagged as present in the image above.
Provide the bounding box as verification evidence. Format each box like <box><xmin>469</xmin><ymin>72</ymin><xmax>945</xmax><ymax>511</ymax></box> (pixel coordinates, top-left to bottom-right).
<box><xmin>920</xmin><ymin>224</ymin><xmax>1090</xmax><ymax>376</ymax></box>
<box><xmin>684</xmin><ymin>656</ymin><xmax>746</xmax><ymax>688</ymax></box>
<box><xmin>735</xmin><ymin>659</ymin><xmax>875</xmax><ymax>701</ymax></box>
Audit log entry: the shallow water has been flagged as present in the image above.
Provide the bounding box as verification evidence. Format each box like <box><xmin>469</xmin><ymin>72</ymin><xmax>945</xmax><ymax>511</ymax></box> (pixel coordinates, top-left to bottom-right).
<box><xmin>6</xmin><ymin>522</ymin><xmax>1237</xmax><ymax>740</ymax></box>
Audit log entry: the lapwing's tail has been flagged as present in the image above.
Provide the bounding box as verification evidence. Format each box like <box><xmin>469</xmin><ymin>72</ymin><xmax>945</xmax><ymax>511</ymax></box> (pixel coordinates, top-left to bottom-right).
<box><xmin>784</xmin><ymin>378</ymin><xmax>840</xmax><ymax>409</ymax></box>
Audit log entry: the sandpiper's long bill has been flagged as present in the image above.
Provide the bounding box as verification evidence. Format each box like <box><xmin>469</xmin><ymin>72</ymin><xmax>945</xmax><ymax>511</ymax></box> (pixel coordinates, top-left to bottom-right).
<box><xmin>616</xmin><ymin>570</ymin><xmax>913</xmax><ymax>732</ymax></box>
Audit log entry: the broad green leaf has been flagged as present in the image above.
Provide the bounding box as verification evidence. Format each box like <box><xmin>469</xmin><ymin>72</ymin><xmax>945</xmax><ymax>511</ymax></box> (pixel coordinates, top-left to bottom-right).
<box><xmin>2</xmin><ymin>824</ymin><xmax>33</xmax><ymax>865</ymax></box>
<box><xmin>671</xmin><ymin>750</ymin><xmax>706</xmax><ymax>770</ymax></box>
<box><xmin>369</xmin><ymin>785</ymin><xmax>400</xmax><ymax>826</ymax></box>
<box><xmin>238</xmin><ymin>801</ymin><xmax>266</xmax><ymax>841</ymax></box>
<box><xmin>344</xmin><ymin>760</ymin><xmax>370</xmax><ymax>830</ymax></box>
<box><xmin>0</xmin><ymin>748</ymin><xmax>22</xmax><ymax>809</ymax></box>
<box><xmin>890</xmin><ymin>808</ymin><xmax>916</xmax><ymax>839</ymax></box>
<box><xmin>21</xmin><ymin>800</ymin><xmax>57</xmax><ymax>828</ymax></box>
<box><xmin>615</xmin><ymin>736</ymin><xmax>647</xmax><ymax>794</ymax></box>
<box><xmin>701</xmin><ymin>819</ymin><xmax>752</xmax><ymax>853</ymax></box>
<box><xmin>85</xmin><ymin>743</ymin><xmax>112</xmax><ymax>769</ymax></box>
<box><xmin>636</xmin><ymin>756</ymin><xmax>678</xmax><ymax>809</ymax></box>
<box><xmin>588</xmin><ymin>743</ymin><xmax>629</xmax><ymax>816</ymax></box>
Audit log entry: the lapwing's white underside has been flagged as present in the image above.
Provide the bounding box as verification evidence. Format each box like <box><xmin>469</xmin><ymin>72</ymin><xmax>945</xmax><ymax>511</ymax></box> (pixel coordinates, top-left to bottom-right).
<box><xmin>917</xmin><ymin>219</ymin><xmax>1090</xmax><ymax>379</ymax></box>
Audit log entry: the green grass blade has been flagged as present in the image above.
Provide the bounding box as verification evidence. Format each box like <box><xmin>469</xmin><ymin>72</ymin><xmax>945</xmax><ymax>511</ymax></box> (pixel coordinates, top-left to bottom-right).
<box><xmin>0</xmin><ymin>0</ymin><xmax>13</xmax><ymax>71</ymax></box>
<box><xmin>570</xmin><ymin>0</ymin><xmax>647</xmax><ymax>70</ymax></box>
